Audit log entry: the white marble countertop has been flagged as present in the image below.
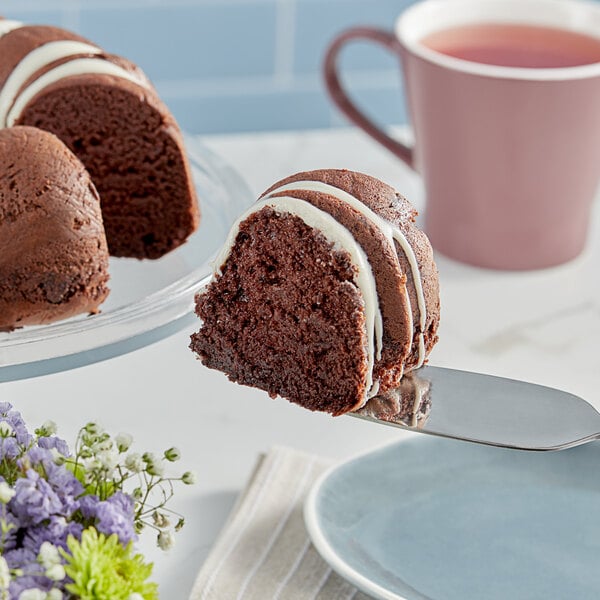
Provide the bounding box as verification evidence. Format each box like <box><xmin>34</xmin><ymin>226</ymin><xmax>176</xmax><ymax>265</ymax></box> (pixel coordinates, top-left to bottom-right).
<box><xmin>4</xmin><ymin>127</ymin><xmax>600</xmax><ymax>598</ymax></box>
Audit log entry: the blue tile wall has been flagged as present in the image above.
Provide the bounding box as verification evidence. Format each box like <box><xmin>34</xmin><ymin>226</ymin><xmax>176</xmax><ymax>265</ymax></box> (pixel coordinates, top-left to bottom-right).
<box><xmin>167</xmin><ymin>87</ymin><xmax>333</xmax><ymax>134</ymax></box>
<box><xmin>2</xmin><ymin>0</ymin><xmax>598</xmax><ymax>134</ymax></box>
<box><xmin>1</xmin><ymin>9</ymin><xmax>68</xmax><ymax>29</ymax></box>
<box><xmin>293</xmin><ymin>0</ymin><xmax>413</xmax><ymax>74</ymax></box>
<box><xmin>78</xmin><ymin>4</ymin><xmax>278</xmax><ymax>81</ymax></box>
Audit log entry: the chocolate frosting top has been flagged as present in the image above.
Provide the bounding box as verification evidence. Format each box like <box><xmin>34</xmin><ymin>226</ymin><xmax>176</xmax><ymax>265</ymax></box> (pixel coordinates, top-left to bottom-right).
<box><xmin>0</xmin><ymin>126</ymin><xmax>110</xmax><ymax>328</ymax></box>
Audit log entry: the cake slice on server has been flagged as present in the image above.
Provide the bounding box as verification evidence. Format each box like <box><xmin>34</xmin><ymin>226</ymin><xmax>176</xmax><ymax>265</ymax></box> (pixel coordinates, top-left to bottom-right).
<box><xmin>0</xmin><ymin>19</ymin><xmax>199</xmax><ymax>259</ymax></box>
<box><xmin>190</xmin><ymin>169</ymin><xmax>440</xmax><ymax>416</ymax></box>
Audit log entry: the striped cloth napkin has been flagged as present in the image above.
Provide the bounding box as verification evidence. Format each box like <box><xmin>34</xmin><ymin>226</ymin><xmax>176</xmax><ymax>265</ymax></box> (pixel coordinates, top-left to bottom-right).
<box><xmin>189</xmin><ymin>446</ymin><xmax>373</xmax><ymax>600</ymax></box>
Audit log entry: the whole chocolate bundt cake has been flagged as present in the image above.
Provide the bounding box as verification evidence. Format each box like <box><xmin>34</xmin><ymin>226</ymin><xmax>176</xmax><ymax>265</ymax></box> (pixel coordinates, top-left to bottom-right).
<box><xmin>0</xmin><ymin>18</ymin><xmax>199</xmax><ymax>259</ymax></box>
<box><xmin>0</xmin><ymin>126</ymin><xmax>110</xmax><ymax>330</ymax></box>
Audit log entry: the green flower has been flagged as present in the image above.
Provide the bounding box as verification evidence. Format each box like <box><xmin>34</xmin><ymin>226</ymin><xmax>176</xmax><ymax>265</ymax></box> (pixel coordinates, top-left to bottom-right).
<box><xmin>61</xmin><ymin>528</ymin><xmax>158</xmax><ymax>600</ymax></box>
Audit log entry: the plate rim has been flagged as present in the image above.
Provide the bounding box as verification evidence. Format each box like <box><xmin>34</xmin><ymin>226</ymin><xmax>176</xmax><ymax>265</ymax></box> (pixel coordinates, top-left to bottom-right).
<box><xmin>304</xmin><ymin>439</ymin><xmax>412</xmax><ymax>600</ymax></box>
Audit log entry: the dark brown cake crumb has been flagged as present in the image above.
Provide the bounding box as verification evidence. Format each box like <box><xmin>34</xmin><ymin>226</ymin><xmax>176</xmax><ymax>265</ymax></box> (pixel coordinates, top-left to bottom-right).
<box><xmin>17</xmin><ymin>79</ymin><xmax>199</xmax><ymax>259</ymax></box>
<box><xmin>190</xmin><ymin>207</ymin><xmax>369</xmax><ymax>416</ymax></box>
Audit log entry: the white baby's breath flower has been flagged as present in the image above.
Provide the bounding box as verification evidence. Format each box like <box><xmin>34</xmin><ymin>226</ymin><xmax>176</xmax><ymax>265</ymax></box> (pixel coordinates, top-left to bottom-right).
<box><xmin>128</xmin><ymin>594</ymin><xmax>144</xmax><ymax>600</ymax></box>
<box><xmin>47</xmin><ymin>590</ymin><xmax>63</xmax><ymax>600</ymax></box>
<box><xmin>0</xmin><ymin>556</ymin><xmax>10</xmax><ymax>590</ymax></box>
<box><xmin>38</xmin><ymin>542</ymin><xmax>61</xmax><ymax>569</ymax></box>
<box><xmin>93</xmin><ymin>438</ymin><xmax>114</xmax><ymax>453</ymax></box>
<box><xmin>18</xmin><ymin>590</ymin><xmax>46</xmax><ymax>600</ymax></box>
<box><xmin>142</xmin><ymin>452</ymin><xmax>157</xmax><ymax>465</ymax></box>
<box><xmin>164</xmin><ymin>447</ymin><xmax>181</xmax><ymax>462</ymax></box>
<box><xmin>157</xmin><ymin>530</ymin><xmax>174</xmax><ymax>551</ymax></box>
<box><xmin>0</xmin><ymin>422</ymin><xmax>13</xmax><ymax>438</ymax></box>
<box><xmin>84</xmin><ymin>422</ymin><xmax>101</xmax><ymax>435</ymax></box>
<box><xmin>152</xmin><ymin>511</ymin><xmax>170</xmax><ymax>528</ymax></box>
<box><xmin>45</xmin><ymin>564</ymin><xmax>66</xmax><ymax>582</ymax></box>
<box><xmin>83</xmin><ymin>457</ymin><xmax>102</xmax><ymax>473</ymax></box>
<box><xmin>41</xmin><ymin>420</ymin><xmax>57</xmax><ymax>435</ymax></box>
<box><xmin>125</xmin><ymin>453</ymin><xmax>144</xmax><ymax>473</ymax></box>
<box><xmin>0</xmin><ymin>482</ymin><xmax>15</xmax><ymax>504</ymax></box>
<box><xmin>146</xmin><ymin>461</ymin><xmax>164</xmax><ymax>477</ymax></box>
<box><xmin>182</xmin><ymin>471</ymin><xmax>196</xmax><ymax>485</ymax></box>
<box><xmin>116</xmin><ymin>432</ymin><xmax>133</xmax><ymax>452</ymax></box>
<box><xmin>97</xmin><ymin>449</ymin><xmax>119</xmax><ymax>473</ymax></box>
<box><xmin>48</xmin><ymin>448</ymin><xmax>65</xmax><ymax>465</ymax></box>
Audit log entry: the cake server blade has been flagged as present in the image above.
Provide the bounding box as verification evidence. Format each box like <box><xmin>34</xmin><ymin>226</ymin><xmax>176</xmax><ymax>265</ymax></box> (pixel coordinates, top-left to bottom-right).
<box><xmin>351</xmin><ymin>366</ymin><xmax>600</xmax><ymax>451</ymax></box>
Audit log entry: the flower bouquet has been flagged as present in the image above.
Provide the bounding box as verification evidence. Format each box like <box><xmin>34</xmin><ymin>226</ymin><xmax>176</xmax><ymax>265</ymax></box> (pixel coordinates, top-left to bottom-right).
<box><xmin>0</xmin><ymin>403</ymin><xmax>195</xmax><ymax>599</ymax></box>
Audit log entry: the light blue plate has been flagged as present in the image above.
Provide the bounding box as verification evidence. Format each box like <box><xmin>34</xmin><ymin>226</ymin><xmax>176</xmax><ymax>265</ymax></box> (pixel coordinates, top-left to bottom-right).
<box><xmin>304</xmin><ymin>437</ymin><xmax>600</xmax><ymax>600</ymax></box>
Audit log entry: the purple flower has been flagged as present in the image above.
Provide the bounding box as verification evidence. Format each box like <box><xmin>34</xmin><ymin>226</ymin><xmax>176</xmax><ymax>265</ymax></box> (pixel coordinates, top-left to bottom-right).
<box><xmin>17</xmin><ymin>450</ymin><xmax>84</xmax><ymax>517</ymax></box>
<box><xmin>9</xmin><ymin>573</ymin><xmax>54</xmax><ymax>598</ymax></box>
<box><xmin>3</xmin><ymin>547</ymin><xmax>36</xmax><ymax>569</ymax></box>
<box><xmin>0</xmin><ymin>436</ymin><xmax>20</xmax><ymax>460</ymax></box>
<box><xmin>0</xmin><ymin>404</ymin><xmax>33</xmax><ymax>449</ymax></box>
<box><xmin>44</xmin><ymin>462</ymin><xmax>83</xmax><ymax>515</ymax></box>
<box><xmin>24</xmin><ymin>516</ymin><xmax>83</xmax><ymax>553</ymax></box>
<box><xmin>5</xmin><ymin>410</ymin><xmax>28</xmax><ymax>434</ymax></box>
<box><xmin>22</xmin><ymin>446</ymin><xmax>55</xmax><ymax>467</ymax></box>
<box><xmin>78</xmin><ymin>494</ymin><xmax>100</xmax><ymax>520</ymax></box>
<box><xmin>95</xmin><ymin>492</ymin><xmax>137</xmax><ymax>545</ymax></box>
<box><xmin>10</xmin><ymin>470</ymin><xmax>63</xmax><ymax>525</ymax></box>
<box><xmin>37</xmin><ymin>435</ymin><xmax>70</xmax><ymax>457</ymax></box>
<box><xmin>76</xmin><ymin>492</ymin><xmax>137</xmax><ymax>544</ymax></box>
<box><xmin>14</xmin><ymin>428</ymin><xmax>32</xmax><ymax>448</ymax></box>
<box><xmin>108</xmin><ymin>491</ymin><xmax>135</xmax><ymax>516</ymax></box>
<box><xmin>0</xmin><ymin>509</ymin><xmax>18</xmax><ymax>552</ymax></box>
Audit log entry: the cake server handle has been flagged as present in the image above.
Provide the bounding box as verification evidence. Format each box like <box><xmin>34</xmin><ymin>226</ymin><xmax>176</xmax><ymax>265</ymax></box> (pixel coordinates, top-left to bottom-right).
<box><xmin>350</xmin><ymin>366</ymin><xmax>600</xmax><ymax>452</ymax></box>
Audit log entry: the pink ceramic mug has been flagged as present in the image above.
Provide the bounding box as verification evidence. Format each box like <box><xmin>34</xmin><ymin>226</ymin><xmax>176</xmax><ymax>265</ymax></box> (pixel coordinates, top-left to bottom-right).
<box><xmin>324</xmin><ymin>0</ymin><xmax>600</xmax><ymax>270</ymax></box>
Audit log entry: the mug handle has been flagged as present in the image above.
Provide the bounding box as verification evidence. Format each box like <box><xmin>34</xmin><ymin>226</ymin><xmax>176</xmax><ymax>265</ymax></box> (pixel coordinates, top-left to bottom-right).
<box><xmin>324</xmin><ymin>27</ymin><xmax>414</xmax><ymax>169</ymax></box>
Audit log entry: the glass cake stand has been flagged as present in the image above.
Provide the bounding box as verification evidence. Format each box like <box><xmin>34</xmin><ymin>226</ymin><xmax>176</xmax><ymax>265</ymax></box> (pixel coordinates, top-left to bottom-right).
<box><xmin>0</xmin><ymin>138</ymin><xmax>253</xmax><ymax>383</ymax></box>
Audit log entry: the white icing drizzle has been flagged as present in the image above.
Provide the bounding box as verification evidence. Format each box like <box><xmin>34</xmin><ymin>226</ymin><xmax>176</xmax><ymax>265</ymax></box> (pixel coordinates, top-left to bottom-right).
<box><xmin>418</xmin><ymin>335</ymin><xmax>425</xmax><ymax>368</ymax></box>
<box><xmin>410</xmin><ymin>375</ymin><xmax>430</xmax><ymax>427</ymax></box>
<box><xmin>0</xmin><ymin>41</ymin><xmax>102</xmax><ymax>127</ymax></box>
<box><xmin>0</xmin><ymin>20</ymin><xmax>23</xmax><ymax>39</ymax></box>
<box><xmin>368</xmin><ymin>379</ymin><xmax>380</xmax><ymax>400</ymax></box>
<box><xmin>5</xmin><ymin>56</ymin><xmax>149</xmax><ymax>127</ymax></box>
<box><xmin>267</xmin><ymin>180</ymin><xmax>428</xmax><ymax>368</ymax></box>
<box><xmin>391</xmin><ymin>228</ymin><xmax>427</xmax><ymax>367</ymax></box>
<box><xmin>212</xmin><ymin>196</ymin><xmax>382</xmax><ymax>407</ymax></box>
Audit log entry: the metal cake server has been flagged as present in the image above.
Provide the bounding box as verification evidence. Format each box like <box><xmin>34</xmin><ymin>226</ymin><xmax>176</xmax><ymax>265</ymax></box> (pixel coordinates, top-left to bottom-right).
<box><xmin>351</xmin><ymin>366</ymin><xmax>600</xmax><ymax>451</ymax></box>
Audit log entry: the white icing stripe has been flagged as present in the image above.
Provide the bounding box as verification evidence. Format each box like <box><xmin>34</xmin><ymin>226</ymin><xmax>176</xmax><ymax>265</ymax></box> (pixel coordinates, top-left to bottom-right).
<box><xmin>418</xmin><ymin>335</ymin><xmax>425</xmax><ymax>368</ymax></box>
<box><xmin>212</xmin><ymin>196</ymin><xmax>381</xmax><ymax>407</ymax></box>
<box><xmin>410</xmin><ymin>375</ymin><xmax>429</xmax><ymax>427</ymax></box>
<box><xmin>0</xmin><ymin>41</ymin><xmax>102</xmax><ymax>127</ymax></box>
<box><xmin>266</xmin><ymin>181</ymin><xmax>385</xmax><ymax>364</ymax></box>
<box><xmin>391</xmin><ymin>228</ymin><xmax>427</xmax><ymax>367</ymax></box>
<box><xmin>267</xmin><ymin>180</ymin><xmax>428</xmax><ymax>368</ymax></box>
<box><xmin>0</xmin><ymin>20</ymin><xmax>23</xmax><ymax>39</ymax></box>
<box><xmin>6</xmin><ymin>57</ymin><xmax>148</xmax><ymax>127</ymax></box>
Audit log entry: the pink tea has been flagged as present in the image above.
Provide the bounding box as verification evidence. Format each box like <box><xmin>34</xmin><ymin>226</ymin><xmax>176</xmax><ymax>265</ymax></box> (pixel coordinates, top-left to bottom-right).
<box><xmin>421</xmin><ymin>23</ymin><xmax>600</xmax><ymax>68</ymax></box>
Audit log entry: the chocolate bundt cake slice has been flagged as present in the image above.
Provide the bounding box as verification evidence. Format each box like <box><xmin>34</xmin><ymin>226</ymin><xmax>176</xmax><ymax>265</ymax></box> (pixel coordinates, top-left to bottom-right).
<box><xmin>191</xmin><ymin>170</ymin><xmax>440</xmax><ymax>416</ymax></box>
<box><xmin>0</xmin><ymin>126</ymin><xmax>110</xmax><ymax>330</ymax></box>
<box><xmin>0</xmin><ymin>19</ymin><xmax>199</xmax><ymax>259</ymax></box>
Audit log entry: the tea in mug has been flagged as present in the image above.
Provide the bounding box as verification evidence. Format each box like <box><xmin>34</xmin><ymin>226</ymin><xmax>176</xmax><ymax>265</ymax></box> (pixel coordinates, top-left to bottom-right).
<box><xmin>421</xmin><ymin>23</ymin><xmax>600</xmax><ymax>68</ymax></box>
